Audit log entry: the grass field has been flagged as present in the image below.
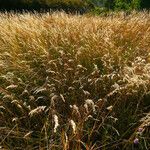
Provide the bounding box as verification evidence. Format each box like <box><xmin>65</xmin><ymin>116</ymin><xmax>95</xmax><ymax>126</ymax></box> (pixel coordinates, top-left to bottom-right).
<box><xmin>0</xmin><ymin>11</ymin><xmax>150</xmax><ymax>149</ymax></box>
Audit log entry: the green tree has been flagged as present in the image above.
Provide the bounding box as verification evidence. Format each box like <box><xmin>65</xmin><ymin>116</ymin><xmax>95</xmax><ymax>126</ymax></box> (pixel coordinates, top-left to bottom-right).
<box><xmin>141</xmin><ymin>0</ymin><xmax>150</xmax><ymax>9</ymax></box>
<box><xmin>114</xmin><ymin>0</ymin><xmax>141</xmax><ymax>10</ymax></box>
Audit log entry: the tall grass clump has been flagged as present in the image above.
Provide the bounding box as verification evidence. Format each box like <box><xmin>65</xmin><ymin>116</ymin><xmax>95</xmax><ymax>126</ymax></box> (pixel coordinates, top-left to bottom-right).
<box><xmin>0</xmin><ymin>11</ymin><xmax>150</xmax><ymax>149</ymax></box>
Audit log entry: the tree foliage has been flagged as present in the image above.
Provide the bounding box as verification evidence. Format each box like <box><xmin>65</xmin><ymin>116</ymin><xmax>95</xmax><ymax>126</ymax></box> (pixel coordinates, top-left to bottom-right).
<box><xmin>141</xmin><ymin>0</ymin><xmax>150</xmax><ymax>9</ymax></box>
<box><xmin>114</xmin><ymin>0</ymin><xmax>141</xmax><ymax>11</ymax></box>
<box><xmin>0</xmin><ymin>0</ymin><xmax>149</xmax><ymax>12</ymax></box>
<box><xmin>0</xmin><ymin>0</ymin><xmax>88</xmax><ymax>12</ymax></box>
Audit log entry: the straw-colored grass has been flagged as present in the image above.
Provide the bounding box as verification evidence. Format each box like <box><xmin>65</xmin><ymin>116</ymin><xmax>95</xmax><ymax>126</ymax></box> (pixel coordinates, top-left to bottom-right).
<box><xmin>0</xmin><ymin>11</ymin><xmax>150</xmax><ymax>149</ymax></box>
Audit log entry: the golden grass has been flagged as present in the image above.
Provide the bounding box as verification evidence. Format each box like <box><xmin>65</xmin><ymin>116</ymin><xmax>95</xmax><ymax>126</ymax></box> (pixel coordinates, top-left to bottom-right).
<box><xmin>0</xmin><ymin>11</ymin><xmax>150</xmax><ymax>149</ymax></box>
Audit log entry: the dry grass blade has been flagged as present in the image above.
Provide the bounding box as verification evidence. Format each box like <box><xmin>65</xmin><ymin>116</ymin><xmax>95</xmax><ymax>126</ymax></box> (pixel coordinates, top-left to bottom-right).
<box><xmin>0</xmin><ymin>11</ymin><xmax>150</xmax><ymax>149</ymax></box>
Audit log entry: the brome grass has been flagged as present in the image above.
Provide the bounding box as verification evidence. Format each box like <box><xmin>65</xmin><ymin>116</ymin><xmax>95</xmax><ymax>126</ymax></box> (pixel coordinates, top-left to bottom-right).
<box><xmin>0</xmin><ymin>11</ymin><xmax>150</xmax><ymax>149</ymax></box>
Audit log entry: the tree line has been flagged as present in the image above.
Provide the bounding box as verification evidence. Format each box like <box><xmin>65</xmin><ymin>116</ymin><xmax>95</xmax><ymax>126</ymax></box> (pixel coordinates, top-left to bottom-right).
<box><xmin>0</xmin><ymin>0</ymin><xmax>149</xmax><ymax>12</ymax></box>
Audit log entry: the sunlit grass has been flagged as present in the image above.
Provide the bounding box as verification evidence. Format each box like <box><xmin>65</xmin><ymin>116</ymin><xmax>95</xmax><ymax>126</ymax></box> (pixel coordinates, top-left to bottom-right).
<box><xmin>0</xmin><ymin>11</ymin><xmax>150</xmax><ymax>149</ymax></box>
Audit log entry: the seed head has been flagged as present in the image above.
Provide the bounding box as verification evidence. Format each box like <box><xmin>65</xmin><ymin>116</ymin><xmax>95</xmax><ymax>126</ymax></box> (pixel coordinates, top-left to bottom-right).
<box><xmin>84</xmin><ymin>99</ymin><xmax>96</xmax><ymax>113</ymax></box>
<box><xmin>53</xmin><ymin>114</ymin><xmax>59</xmax><ymax>133</ymax></box>
<box><xmin>70</xmin><ymin>119</ymin><xmax>76</xmax><ymax>134</ymax></box>
<box><xmin>29</xmin><ymin>106</ymin><xmax>46</xmax><ymax>117</ymax></box>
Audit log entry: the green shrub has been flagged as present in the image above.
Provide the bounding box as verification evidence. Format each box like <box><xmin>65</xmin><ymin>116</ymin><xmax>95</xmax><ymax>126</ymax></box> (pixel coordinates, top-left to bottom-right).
<box><xmin>112</xmin><ymin>0</ymin><xmax>141</xmax><ymax>11</ymax></box>
<box><xmin>0</xmin><ymin>0</ymin><xmax>88</xmax><ymax>12</ymax></box>
<box><xmin>141</xmin><ymin>0</ymin><xmax>150</xmax><ymax>9</ymax></box>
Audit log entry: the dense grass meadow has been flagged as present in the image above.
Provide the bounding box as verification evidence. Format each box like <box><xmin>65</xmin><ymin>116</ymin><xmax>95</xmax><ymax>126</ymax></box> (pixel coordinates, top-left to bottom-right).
<box><xmin>0</xmin><ymin>11</ymin><xmax>150</xmax><ymax>149</ymax></box>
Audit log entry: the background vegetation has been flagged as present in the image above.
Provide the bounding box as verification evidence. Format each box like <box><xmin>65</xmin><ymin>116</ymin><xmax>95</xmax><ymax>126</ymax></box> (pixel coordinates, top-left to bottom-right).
<box><xmin>0</xmin><ymin>0</ymin><xmax>88</xmax><ymax>13</ymax></box>
<box><xmin>0</xmin><ymin>11</ymin><xmax>150</xmax><ymax>149</ymax></box>
<box><xmin>0</xmin><ymin>0</ymin><xmax>149</xmax><ymax>13</ymax></box>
